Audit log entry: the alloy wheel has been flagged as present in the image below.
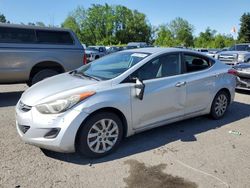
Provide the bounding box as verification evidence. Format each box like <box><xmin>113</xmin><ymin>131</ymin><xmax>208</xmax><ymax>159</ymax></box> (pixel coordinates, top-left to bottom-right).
<box><xmin>214</xmin><ymin>94</ymin><xmax>228</xmax><ymax>117</ymax></box>
<box><xmin>87</xmin><ymin>119</ymin><xmax>119</xmax><ymax>153</ymax></box>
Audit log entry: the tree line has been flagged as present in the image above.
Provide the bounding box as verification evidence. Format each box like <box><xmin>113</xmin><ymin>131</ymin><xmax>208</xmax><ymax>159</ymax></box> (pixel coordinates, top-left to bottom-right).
<box><xmin>1</xmin><ymin>4</ymin><xmax>250</xmax><ymax>48</ymax></box>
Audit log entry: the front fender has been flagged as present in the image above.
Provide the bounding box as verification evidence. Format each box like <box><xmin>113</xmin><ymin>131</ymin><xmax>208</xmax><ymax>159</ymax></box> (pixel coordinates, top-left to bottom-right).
<box><xmin>74</xmin><ymin>84</ymin><xmax>134</xmax><ymax>136</ymax></box>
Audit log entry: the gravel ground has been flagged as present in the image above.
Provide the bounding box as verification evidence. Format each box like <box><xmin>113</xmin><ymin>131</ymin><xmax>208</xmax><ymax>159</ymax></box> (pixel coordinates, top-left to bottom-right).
<box><xmin>0</xmin><ymin>84</ymin><xmax>250</xmax><ymax>188</ymax></box>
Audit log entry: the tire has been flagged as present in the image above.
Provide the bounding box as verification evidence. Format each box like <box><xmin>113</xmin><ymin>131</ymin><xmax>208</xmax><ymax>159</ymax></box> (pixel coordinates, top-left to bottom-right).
<box><xmin>210</xmin><ymin>90</ymin><xmax>230</xmax><ymax>119</ymax></box>
<box><xmin>30</xmin><ymin>69</ymin><xmax>59</xmax><ymax>86</ymax></box>
<box><xmin>95</xmin><ymin>55</ymin><xmax>100</xmax><ymax>59</ymax></box>
<box><xmin>76</xmin><ymin>112</ymin><xmax>123</xmax><ymax>158</ymax></box>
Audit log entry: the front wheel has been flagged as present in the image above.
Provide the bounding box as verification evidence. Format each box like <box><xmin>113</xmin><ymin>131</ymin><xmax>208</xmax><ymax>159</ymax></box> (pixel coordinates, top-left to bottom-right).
<box><xmin>76</xmin><ymin>112</ymin><xmax>123</xmax><ymax>158</ymax></box>
<box><xmin>210</xmin><ymin>91</ymin><xmax>229</xmax><ymax>119</ymax></box>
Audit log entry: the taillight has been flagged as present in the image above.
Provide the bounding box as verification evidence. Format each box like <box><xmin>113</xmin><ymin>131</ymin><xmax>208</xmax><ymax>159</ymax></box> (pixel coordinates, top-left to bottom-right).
<box><xmin>83</xmin><ymin>53</ymin><xmax>87</xmax><ymax>65</ymax></box>
<box><xmin>228</xmin><ymin>69</ymin><xmax>238</xmax><ymax>76</ymax></box>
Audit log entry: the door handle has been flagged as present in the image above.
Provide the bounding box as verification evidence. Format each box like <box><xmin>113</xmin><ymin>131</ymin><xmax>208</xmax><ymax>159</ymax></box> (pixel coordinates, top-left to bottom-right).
<box><xmin>175</xmin><ymin>81</ymin><xmax>186</xmax><ymax>87</ymax></box>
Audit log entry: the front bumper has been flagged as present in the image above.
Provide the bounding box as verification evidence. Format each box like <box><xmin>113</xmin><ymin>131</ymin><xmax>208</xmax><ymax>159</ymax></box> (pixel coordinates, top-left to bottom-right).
<box><xmin>15</xmin><ymin>101</ymin><xmax>89</xmax><ymax>153</ymax></box>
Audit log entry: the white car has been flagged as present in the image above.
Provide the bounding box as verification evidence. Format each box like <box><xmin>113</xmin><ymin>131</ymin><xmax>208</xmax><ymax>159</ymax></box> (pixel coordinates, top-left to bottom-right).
<box><xmin>16</xmin><ymin>48</ymin><xmax>236</xmax><ymax>158</ymax></box>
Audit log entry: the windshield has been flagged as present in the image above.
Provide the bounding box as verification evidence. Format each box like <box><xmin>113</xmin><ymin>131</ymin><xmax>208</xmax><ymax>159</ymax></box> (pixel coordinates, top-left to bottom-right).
<box><xmin>76</xmin><ymin>52</ymin><xmax>150</xmax><ymax>80</ymax></box>
<box><xmin>229</xmin><ymin>44</ymin><xmax>250</xmax><ymax>51</ymax></box>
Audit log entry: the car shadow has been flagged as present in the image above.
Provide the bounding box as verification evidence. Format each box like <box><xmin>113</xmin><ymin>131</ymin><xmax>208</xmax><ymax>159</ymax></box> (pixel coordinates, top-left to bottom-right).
<box><xmin>42</xmin><ymin>101</ymin><xmax>250</xmax><ymax>165</ymax></box>
<box><xmin>0</xmin><ymin>91</ymin><xmax>23</xmax><ymax>107</ymax></box>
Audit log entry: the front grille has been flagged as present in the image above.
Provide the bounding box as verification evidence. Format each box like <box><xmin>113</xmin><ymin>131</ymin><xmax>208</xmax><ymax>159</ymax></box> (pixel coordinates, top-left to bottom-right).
<box><xmin>18</xmin><ymin>124</ymin><xmax>30</xmax><ymax>134</ymax></box>
<box><xmin>18</xmin><ymin>101</ymin><xmax>32</xmax><ymax>112</ymax></box>
<box><xmin>219</xmin><ymin>54</ymin><xmax>237</xmax><ymax>64</ymax></box>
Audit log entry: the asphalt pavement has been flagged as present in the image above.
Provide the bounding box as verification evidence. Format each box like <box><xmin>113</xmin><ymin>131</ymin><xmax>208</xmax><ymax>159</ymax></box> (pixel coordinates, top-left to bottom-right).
<box><xmin>0</xmin><ymin>84</ymin><xmax>250</xmax><ymax>188</ymax></box>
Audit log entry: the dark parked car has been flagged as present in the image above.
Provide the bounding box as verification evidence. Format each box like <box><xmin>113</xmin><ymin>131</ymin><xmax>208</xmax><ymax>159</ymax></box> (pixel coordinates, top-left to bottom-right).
<box><xmin>233</xmin><ymin>64</ymin><xmax>250</xmax><ymax>90</ymax></box>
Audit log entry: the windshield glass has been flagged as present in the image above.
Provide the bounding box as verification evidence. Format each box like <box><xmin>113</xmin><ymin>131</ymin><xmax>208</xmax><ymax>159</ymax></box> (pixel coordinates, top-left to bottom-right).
<box><xmin>229</xmin><ymin>44</ymin><xmax>250</xmax><ymax>51</ymax></box>
<box><xmin>77</xmin><ymin>52</ymin><xmax>150</xmax><ymax>80</ymax></box>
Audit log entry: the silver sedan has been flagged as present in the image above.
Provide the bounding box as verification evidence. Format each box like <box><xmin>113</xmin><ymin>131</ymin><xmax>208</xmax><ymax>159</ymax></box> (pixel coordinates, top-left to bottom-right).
<box><xmin>16</xmin><ymin>48</ymin><xmax>236</xmax><ymax>158</ymax></box>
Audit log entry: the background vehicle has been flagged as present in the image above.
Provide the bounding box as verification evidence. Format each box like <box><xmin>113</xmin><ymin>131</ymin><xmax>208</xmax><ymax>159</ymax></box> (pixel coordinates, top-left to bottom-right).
<box><xmin>85</xmin><ymin>46</ymin><xmax>107</xmax><ymax>62</ymax></box>
<box><xmin>196</xmin><ymin>48</ymin><xmax>209</xmax><ymax>53</ymax></box>
<box><xmin>0</xmin><ymin>23</ymin><xmax>84</xmax><ymax>86</ymax></box>
<box><xmin>16</xmin><ymin>48</ymin><xmax>236</xmax><ymax>158</ymax></box>
<box><xmin>207</xmin><ymin>49</ymin><xmax>220</xmax><ymax>58</ymax></box>
<box><xmin>126</xmin><ymin>42</ymin><xmax>147</xmax><ymax>49</ymax></box>
<box><xmin>217</xmin><ymin>43</ymin><xmax>250</xmax><ymax>65</ymax></box>
<box><xmin>106</xmin><ymin>46</ymin><xmax>123</xmax><ymax>54</ymax></box>
<box><xmin>233</xmin><ymin>63</ymin><xmax>250</xmax><ymax>90</ymax></box>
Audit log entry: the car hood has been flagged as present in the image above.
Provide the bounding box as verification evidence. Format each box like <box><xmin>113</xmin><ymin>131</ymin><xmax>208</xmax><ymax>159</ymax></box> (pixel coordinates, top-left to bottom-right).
<box><xmin>234</xmin><ymin>63</ymin><xmax>250</xmax><ymax>70</ymax></box>
<box><xmin>20</xmin><ymin>72</ymin><xmax>100</xmax><ymax>106</ymax></box>
<box><xmin>219</xmin><ymin>51</ymin><xmax>249</xmax><ymax>55</ymax></box>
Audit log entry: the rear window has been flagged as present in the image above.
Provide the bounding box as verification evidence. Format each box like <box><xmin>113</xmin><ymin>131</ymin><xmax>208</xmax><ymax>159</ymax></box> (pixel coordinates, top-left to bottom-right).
<box><xmin>0</xmin><ymin>27</ymin><xmax>36</xmax><ymax>43</ymax></box>
<box><xmin>36</xmin><ymin>30</ymin><xmax>74</xmax><ymax>45</ymax></box>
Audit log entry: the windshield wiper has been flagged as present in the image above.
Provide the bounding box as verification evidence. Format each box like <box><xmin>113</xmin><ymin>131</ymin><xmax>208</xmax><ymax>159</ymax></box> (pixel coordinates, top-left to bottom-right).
<box><xmin>82</xmin><ymin>73</ymin><xmax>101</xmax><ymax>81</ymax></box>
<box><xmin>71</xmin><ymin>70</ymin><xmax>101</xmax><ymax>81</ymax></box>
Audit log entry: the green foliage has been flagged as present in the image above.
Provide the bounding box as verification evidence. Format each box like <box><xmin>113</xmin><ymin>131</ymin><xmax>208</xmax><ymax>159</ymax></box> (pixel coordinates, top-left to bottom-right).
<box><xmin>62</xmin><ymin>4</ymin><xmax>151</xmax><ymax>45</ymax></box>
<box><xmin>154</xmin><ymin>25</ymin><xmax>175</xmax><ymax>46</ymax></box>
<box><xmin>168</xmin><ymin>17</ymin><xmax>194</xmax><ymax>46</ymax></box>
<box><xmin>194</xmin><ymin>27</ymin><xmax>216</xmax><ymax>48</ymax></box>
<box><xmin>154</xmin><ymin>18</ymin><xmax>194</xmax><ymax>47</ymax></box>
<box><xmin>238</xmin><ymin>12</ymin><xmax>250</xmax><ymax>42</ymax></box>
<box><xmin>194</xmin><ymin>27</ymin><xmax>234</xmax><ymax>48</ymax></box>
<box><xmin>0</xmin><ymin>13</ymin><xmax>7</xmax><ymax>23</ymax></box>
<box><xmin>62</xmin><ymin>16</ymin><xmax>81</xmax><ymax>39</ymax></box>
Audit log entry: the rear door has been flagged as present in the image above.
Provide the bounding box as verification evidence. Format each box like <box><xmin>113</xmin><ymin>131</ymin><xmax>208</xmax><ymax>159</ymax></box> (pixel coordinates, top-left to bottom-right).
<box><xmin>130</xmin><ymin>53</ymin><xmax>187</xmax><ymax>130</ymax></box>
<box><xmin>182</xmin><ymin>53</ymin><xmax>215</xmax><ymax>115</ymax></box>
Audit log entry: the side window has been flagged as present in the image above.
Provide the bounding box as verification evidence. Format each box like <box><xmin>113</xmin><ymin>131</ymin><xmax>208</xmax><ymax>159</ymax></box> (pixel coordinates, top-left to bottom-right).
<box><xmin>184</xmin><ymin>54</ymin><xmax>210</xmax><ymax>73</ymax></box>
<box><xmin>36</xmin><ymin>30</ymin><xmax>74</xmax><ymax>45</ymax></box>
<box><xmin>132</xmin><ymin>54</ymin><xmax>181</xmax><ymax>80</ymax></box>
<box><xmin>0</xmin><ymin>27</ymin><xmax>36</xmax><ymax>43</ymax></box>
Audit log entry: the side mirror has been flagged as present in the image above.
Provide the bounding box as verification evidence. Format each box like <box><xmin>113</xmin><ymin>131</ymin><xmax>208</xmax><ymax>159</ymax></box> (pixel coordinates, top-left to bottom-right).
<box><xmin>134</xmin><ymin>78</ymin><xmax>145</xmax><ymax>100</ymax></box>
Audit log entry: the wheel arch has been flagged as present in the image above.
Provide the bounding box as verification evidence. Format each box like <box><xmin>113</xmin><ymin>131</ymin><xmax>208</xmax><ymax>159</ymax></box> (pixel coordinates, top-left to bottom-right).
<box><xmin>75</xmin><ymin>107</ymin><xmax>128</xmax><ymax>146</ymax></box>
<box><xmin>216</xmin><ymin>88</ymin><xmax>231</xmax><ymax>104</ymax></box>
<box><xmin>29</xmin><ymin>61</ymin><xmax>65</xmax><ymax>81</ymax></box>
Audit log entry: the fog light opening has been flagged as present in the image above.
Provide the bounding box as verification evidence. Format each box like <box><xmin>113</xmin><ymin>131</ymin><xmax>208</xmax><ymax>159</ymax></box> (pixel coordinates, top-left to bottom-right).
<box><xmin>44</xmin><ymin>128</ymin><xmax>61</xmax><ymax>139</ymax></box>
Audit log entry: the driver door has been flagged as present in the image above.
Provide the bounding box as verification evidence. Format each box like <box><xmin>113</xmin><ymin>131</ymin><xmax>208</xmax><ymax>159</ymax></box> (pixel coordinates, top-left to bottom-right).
<box><xmin>130</xmin><ymin>53</ymin><xmax>187</xmax><ymax>130</ymax></box>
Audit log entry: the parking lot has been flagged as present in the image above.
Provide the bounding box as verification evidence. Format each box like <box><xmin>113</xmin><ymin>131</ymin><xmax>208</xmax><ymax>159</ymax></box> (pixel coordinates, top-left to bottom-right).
<box><xmin>0</xmin><ymin>84</ymin><xmax>249</xmax><ymax>188</ymax></box>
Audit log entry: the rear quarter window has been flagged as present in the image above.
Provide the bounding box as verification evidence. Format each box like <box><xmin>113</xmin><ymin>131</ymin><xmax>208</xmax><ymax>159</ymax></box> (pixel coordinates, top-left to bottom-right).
<box><xmin>36</xmin><ymin>30</ymin><xmax>74</xmax><ymax>45</ymax></box>
<box><xmin>184</xmin><ymin>53</ymin><xmax>214</xmax><ymax>73</ymax></box>
<box><xmin>0</xmin><ymin>27</ymin><xmax>36</xmax><ymax>43</ymax></box>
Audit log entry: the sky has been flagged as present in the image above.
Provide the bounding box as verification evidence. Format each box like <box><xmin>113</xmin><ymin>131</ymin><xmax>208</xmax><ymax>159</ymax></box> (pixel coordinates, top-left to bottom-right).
<box><xmin>0</xmin><ymin>0</ymin><xmax>249</xmax><ymax>36</ymax></box>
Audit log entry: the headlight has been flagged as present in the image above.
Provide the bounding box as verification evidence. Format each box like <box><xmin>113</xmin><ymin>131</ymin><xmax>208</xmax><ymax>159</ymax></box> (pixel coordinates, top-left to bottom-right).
<box><xmin>36</xmin><ymin>91</ymin><xmax>95</xmax><ymax>114</ymax></box>
<box><xmin>238</xmin><ymin>54</ymin><xmax>245</xmax><ymax>62</ymax></box>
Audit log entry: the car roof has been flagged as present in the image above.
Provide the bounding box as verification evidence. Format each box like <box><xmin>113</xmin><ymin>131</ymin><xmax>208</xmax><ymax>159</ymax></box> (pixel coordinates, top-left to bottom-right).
<box><xmin>0</xmin><ymin>23</ymin><xmax>72</xmax><ymax>32</ymax></box>
<box><xmin>123</xmin><ymin>47</ymin><xmax>197</xmax><ymax>54</ymax></box>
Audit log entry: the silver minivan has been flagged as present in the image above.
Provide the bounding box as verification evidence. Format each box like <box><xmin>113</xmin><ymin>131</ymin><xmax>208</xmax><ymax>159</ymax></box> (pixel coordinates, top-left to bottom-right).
<box><xmin>16</xmin><ymin>48</ymin><xmax>236</xmax><ymax>158</ymax></box>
